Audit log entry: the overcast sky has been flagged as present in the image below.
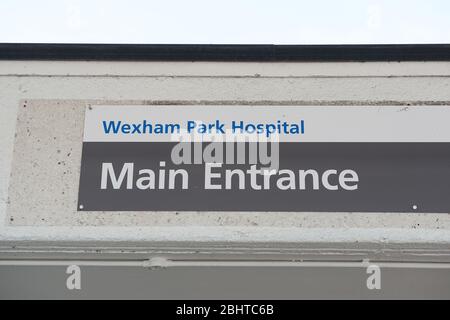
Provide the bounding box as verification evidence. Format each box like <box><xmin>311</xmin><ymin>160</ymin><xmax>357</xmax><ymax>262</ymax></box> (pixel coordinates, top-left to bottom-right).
<box><xmin>0</xmin><ymin>0</ymin><xmax>449</xmax><ymax>44</ymax></box>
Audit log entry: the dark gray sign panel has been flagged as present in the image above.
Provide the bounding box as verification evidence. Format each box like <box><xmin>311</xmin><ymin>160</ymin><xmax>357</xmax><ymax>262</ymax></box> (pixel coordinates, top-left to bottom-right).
<box><xmin>78</xmin><ymin>105</ymin><xmax>450</xmax><ymax>213</ymax></box>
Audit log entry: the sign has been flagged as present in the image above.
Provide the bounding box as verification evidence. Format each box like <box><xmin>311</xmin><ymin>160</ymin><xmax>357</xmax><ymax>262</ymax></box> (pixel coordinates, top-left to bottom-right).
<box><xmin>78</xmin><ymin>105</ymin><xmax>450</xmax><ymax>213</ymax></box>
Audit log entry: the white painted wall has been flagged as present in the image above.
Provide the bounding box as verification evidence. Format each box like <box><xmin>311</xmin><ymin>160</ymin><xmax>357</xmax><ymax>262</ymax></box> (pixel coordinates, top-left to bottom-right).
<box><xmin>1</xmin><ymin>60</ymin><xmax>450</xmax><ymax>263</ymax></box>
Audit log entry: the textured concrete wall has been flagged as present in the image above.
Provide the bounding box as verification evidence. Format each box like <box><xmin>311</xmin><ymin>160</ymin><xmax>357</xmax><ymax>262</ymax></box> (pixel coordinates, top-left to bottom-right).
<box><xmin>1</xmin><ymin>61</ymin><xmax>450</xmax><ymax>262</ymax></box>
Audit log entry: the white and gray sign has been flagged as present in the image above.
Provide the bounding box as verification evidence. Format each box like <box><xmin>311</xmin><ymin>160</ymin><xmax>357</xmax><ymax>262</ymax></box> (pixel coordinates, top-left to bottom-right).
<box><xmin>78</xmin><ymin>105</ymin><xmax>450</xmax><ymax>213</ymax></box>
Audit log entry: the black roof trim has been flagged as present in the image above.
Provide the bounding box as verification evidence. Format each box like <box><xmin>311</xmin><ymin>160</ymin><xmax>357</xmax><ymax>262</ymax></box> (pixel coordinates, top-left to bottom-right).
<box><xmin>1</xmin><ymin>43</ymin><xmax>450</xmax><ymax>61</ymax></box>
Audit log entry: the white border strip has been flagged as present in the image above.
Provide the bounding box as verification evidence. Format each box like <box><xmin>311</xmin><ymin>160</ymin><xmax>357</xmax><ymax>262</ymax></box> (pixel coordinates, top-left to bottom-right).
<box><xmin>84</xmin><ymin>105</ymin><xmax>450</xmax><ymax>142</ymax></box>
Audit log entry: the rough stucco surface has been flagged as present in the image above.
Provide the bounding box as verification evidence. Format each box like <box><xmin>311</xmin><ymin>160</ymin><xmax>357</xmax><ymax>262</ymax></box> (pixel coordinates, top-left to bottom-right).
<box><xmin>0</xmin><ymin>61</ymin><xmax>450</xmax><ymax>246</ymax></box>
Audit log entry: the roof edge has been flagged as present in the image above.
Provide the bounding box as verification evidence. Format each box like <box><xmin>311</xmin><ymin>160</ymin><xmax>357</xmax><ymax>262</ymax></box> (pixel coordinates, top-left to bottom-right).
<box><xmin>1</xmin><ymin>43</ymin><xmax>450</xmax><ymax>61</ymax></box>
